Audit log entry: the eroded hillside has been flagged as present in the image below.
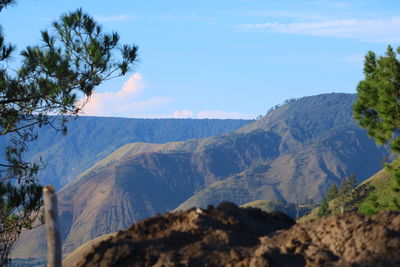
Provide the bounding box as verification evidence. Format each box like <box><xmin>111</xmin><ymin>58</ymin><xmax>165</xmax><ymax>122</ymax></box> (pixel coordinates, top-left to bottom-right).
<box><xmin>12</xmin><ymin>93</ymin><xmax>390</xmax><ymax>260</ymax></box>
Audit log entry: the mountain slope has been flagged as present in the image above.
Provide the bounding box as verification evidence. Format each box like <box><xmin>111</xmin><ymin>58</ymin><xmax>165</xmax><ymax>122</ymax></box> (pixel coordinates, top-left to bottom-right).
<box><xmin>299</xmin><ymin>158</ymin><xmax>400</xmax><ymax>222</ymax></box>
<box><xmin>0</xmin><ymin>117</ymin><xmax>251</xmax><ymax>188</ymax></box>
<box><xmin>176</xmin><ymin>124</ymin><xmax>386</xmax><ymax>210</ymax></box>
<box><xmin>12</xmin><ymin>93</ymin><xmax>390</xmax><ymax>259</ymax></box>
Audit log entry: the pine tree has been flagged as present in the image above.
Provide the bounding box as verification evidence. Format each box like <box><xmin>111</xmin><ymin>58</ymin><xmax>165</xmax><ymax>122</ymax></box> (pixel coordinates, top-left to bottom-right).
<box><xmin>317</xmin><ymin>197</ymin><xmax>331</xmax><ymax>218</ymax></box>
<box><xmin>384</xmin><ymin>164</ymin><xmax>400</xmax><ymax>210</ymax></box>
<box><xmin>338</xmin><ymin>174</ymin><xmax>357</xmax><ymax>196</ymax></box>
<box><xmin>353</xmin><ymin>43</ymin><xmax>400</xmax><ymax>213</ymax></box>
<box><xmin>334</xmin><ymin>174</ymin><xmax>357</xmax><ymax>213</ymax></box>
<box><xmin>354</xmin><ymin>46</ymin><xmax>400</xmax><ymax>152</ymax></box>
<box><xmin>347</xmin><ymin>173</ymin><xmax>357</xmax><ymax>189</ymax></box>
<box><xmin>360</xmin><ymin>192</ymin><xmax>387</xmax><ymax>216</ymax></box>
<box><xmin>0</xmin><ymin>2</ymin><xmax>138</xmax><ymax>264</ymax></box>
<box><xmin>326</xmin><ymin>183</ymin><xmax>339</xmax><ymax>201</ymax></box>
<box><xmin>393</xmin><ymin>171</ymin><xmax>400</xmax><ymax>209</ymax></box>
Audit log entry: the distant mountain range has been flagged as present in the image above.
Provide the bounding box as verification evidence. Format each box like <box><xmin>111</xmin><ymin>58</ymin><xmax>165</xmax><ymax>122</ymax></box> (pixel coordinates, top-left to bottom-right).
<box><xmin>12</xmin><ymin>93</ymin><xmax>390</xmax><ymax>260</ymax></box>
<box><xmin>0</xmin><ymin>117</ymin><xmax>251</xmax><ymax>189</ymax></box>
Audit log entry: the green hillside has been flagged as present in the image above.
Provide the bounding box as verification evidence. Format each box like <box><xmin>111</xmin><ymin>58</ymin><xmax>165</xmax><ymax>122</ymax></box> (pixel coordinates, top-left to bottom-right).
<box><xmin>299</xmin><ymin>159</ymin><xmax>400</xmax><ymax>222</ymax></box>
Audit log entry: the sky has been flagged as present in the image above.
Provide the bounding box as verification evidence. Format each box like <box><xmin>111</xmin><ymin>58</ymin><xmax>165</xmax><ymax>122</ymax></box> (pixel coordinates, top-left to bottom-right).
<box><xmin>2</xmin><ymin>0</ymin><xmax>400</xmax><ymax>119</ymax></box>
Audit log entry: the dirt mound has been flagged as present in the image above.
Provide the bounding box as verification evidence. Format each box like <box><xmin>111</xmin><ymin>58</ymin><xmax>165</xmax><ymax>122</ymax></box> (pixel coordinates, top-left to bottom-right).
<box><xmin>76</xmin><ymin>202</ymin><xmax>295</xmax><ymax>266</ymax></box>
<box><xmin>74</xmin><ymin>203</ymin><xmax>400</xmax><ymax>267</ymax></box>
<box><xmin>252</xmin><ymin>211</ymin><xmax>400</xmax><ymax>266</ymax></box>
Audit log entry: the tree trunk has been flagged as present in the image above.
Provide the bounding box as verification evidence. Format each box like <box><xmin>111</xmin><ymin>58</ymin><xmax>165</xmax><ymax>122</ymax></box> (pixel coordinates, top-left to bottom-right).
<box><xmin>43</xmin><ymin>186</ymin><xmax>62</xmax><ymax>267</ymax></box>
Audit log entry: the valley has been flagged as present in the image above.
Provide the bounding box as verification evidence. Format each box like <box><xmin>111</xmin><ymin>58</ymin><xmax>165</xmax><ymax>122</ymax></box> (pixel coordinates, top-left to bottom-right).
<box><xmin>11</xmin><ymin>93</ymin><xmax>391</xmax><ymax>262</ymax></box>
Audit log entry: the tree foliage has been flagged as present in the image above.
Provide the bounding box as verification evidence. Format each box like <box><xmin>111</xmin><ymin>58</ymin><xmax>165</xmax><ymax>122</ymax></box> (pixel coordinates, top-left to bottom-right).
<box><xmin>318</xmin><ymin>174</ymin><xmax>358</xmax><ymax>217</ymax></box>
<box><xmin>0</xmin><ymin>2</ymin><xmax>138</xmax><ymax>264</ymax></box>
<box><xmin>353</xmin><ymin>46</ymin><xmax>400</xmax><ymax>152</ymax></box>
<box><xmin>354</xmin><ymin>45</ymin><xmax>400</xmax><ymax>214</ymax></box>
<box><xmin>317</xmin><ymin>197</ymin><xmax>330</xmax><ymax>218</ymax></box>
<box><xmin>334</xmin><ymin>174</ymin><xmax>357</xmax><ymax>213</ymax></box>
<box><xmin>326</xmin><ymin>183</ymin><xmax>338</xmax><ymax>201</ymax></box>
<box><xmin>359</xmin><ymin>192</ymin><xmax>384</xmax><ymax>216</ymax></box>
<box><xmin>0</xmin><ymin>182</ymin><xmax>42</xmax><ymax>264</ymax></box>
<box><xmin>360</xmin><ymin>163</ymin><xmax>400</xmax><ymax>216</ymax></box>
<box><xmin>384</xmin><ymin>163</ymin><xmax>400</xmax><ymax>209</ymax></box>
<box><xmin>338</xmin><ymin>173</ymin><xmax>357</xmax><ymax>196</ymax></box>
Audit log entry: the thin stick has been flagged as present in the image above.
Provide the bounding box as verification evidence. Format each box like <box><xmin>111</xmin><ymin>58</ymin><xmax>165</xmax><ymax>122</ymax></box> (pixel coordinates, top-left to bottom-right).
<box><xmin>43</xmin><ymin>185</ymin><xmax>62</xmax><ymax>267</ymax></box>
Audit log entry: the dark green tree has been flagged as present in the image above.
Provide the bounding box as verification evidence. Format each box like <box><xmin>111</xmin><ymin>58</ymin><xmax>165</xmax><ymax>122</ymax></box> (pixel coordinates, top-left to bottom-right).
<box><xmin>354</xmin><ymin>45</ymin><xmax>400</xmax><ymax>213</ymax></box>
<box><xmin>353</xmin><ymin>46</ymin><xmax>400</xmax><ymax>152</ymax></box>
<box><xmin>383</xmin><ymin>163</ymin><xmax>400</xmax><ymax>210</ymax></box>
<box><xmin>360</xmin><ymin>164</ymin><xmax>400</xmax><ymax>216</ymax></box>
<box><xmin>326</xmin><ymin>183</ymin><xmax>339</xmax><ymax>201</ymax></box>
<box><xmin>338</xmin><ymin>173</ymin><xmax>357</xmax><ymax>196</ymax></box>
<box><xmin>392</xmin><ymin>171</ymin><xmax>400</xmax><ymax>209</ymax></box>
<box><xmin>335</xmin><ymin>174</ymin><xmax>357</xmax><ymax>213</ymax></box>
<box><xmin>317</xmin><ymin>197</ymin><xmax>330</xmax><ymax>218</ymax></box>
<box><xmin>348</xmin><ymin>173</ymin><xmax>357</xmax><ymax>188</ymax></box>
<box><xmin>359</xmin><ymin>192</ymin><xmax>387</xmax><ymax>216</ymax></box>
<box><xmin>0</xmin><ymin>2</ymin><xmax>138</xmax><ymax>264</ymax></box>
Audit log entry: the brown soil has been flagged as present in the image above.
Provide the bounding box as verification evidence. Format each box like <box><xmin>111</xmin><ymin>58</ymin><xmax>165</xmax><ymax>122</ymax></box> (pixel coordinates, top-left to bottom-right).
<box><xmin>75</xmin><ymin>202</ymin><xmax>400</xmax><ymax>267</ymax></box>
<box><xmin>76</xmin><ymin>202</ymin><xmax>294</xmax><ymax>266</ymax></box>
<box><xmin>253</xmin><ymin>211</ymin><xmax>400</xmax><ymax>266</ymax></box>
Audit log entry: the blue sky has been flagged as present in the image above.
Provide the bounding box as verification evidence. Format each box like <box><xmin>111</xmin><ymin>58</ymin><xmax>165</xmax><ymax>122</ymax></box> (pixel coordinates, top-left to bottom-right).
<box><xmin>2</xmin><ymin>0</ymin><xmax>400</xmax><ymax>119</ymax></box>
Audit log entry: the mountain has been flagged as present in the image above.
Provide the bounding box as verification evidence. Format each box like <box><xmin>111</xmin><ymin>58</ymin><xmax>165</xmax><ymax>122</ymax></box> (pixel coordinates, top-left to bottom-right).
<box><xmin>12</xmin><ymin>93</ymin><xmax>390</xmax><ymax>260</ymax></box>
<box><xmin>175</xmin><ymin>124</ymin><xmax>384</xmax><ymax>210</ymax></box>
<box><xmin>0</xmin><ymin>117</ymin><xmax>252</xmax><ymax>188</ymax></box>
<box><xmin>175</xmin><ymin>93</ymin><xmax>388</xmax><ymax>209</ymax></box>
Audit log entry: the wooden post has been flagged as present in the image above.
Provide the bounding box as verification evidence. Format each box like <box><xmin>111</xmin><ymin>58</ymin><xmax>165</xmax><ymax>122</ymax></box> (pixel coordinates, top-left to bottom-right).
<box><xmin>43</xmin><ymin>185</ymin><xmax>62</xmax><ymax>267</ymax></box>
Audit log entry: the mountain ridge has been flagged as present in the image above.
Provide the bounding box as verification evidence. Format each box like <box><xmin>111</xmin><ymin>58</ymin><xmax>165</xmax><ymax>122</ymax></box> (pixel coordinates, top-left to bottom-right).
<box><xmin>0</xmin><ymin>117</ymin><xmax>252</xmax><ymax>189</ymax></box>
<box><xmin>12</xmin><ymin>93</ymin><xmax>390</xmax><ymax>260</ymax></box>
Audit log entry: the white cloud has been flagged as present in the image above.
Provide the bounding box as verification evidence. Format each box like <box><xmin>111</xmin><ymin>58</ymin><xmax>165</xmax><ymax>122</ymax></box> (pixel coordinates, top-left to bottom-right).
<box><xmin>196</xmin><ymin>110</ymin><xmax>252</xmax><ymax>119</ymax></box>
<box><xmin>243</xmin><ymin>10</ymin><xmax>329</xmax><ymax>21</ymax></box>
<box><xmin>78</xmin><ymin>73</ymin><xmax>172</xmax><ymax>118</ymax></box>
<box><xmin>172</xmin><ymin>109</ymin><xmax>194</xmax><ymax>118</ymax></box>
<box><xmin>112</xmin><ymin>97</ymin><xmax>173</xmax><ymax>115</ymax></box>
<box><xmin>169</xmin><ymin>109</ymin><xmax>252</xmax><ymax>119</ymax></box>
<box><xmin>95</xmin><ymin>15</ymin><xmax>136</xmax><ymax>22</ymax></box>
<box><xmin>237</xmin><ymin>16</ymin><xmax>400</xmax><ymax>43</ymax></box>
<box><xmin>77</xmin><ymin>74</ymin><xmax>252</xmax><ymax>119</ymax></box>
